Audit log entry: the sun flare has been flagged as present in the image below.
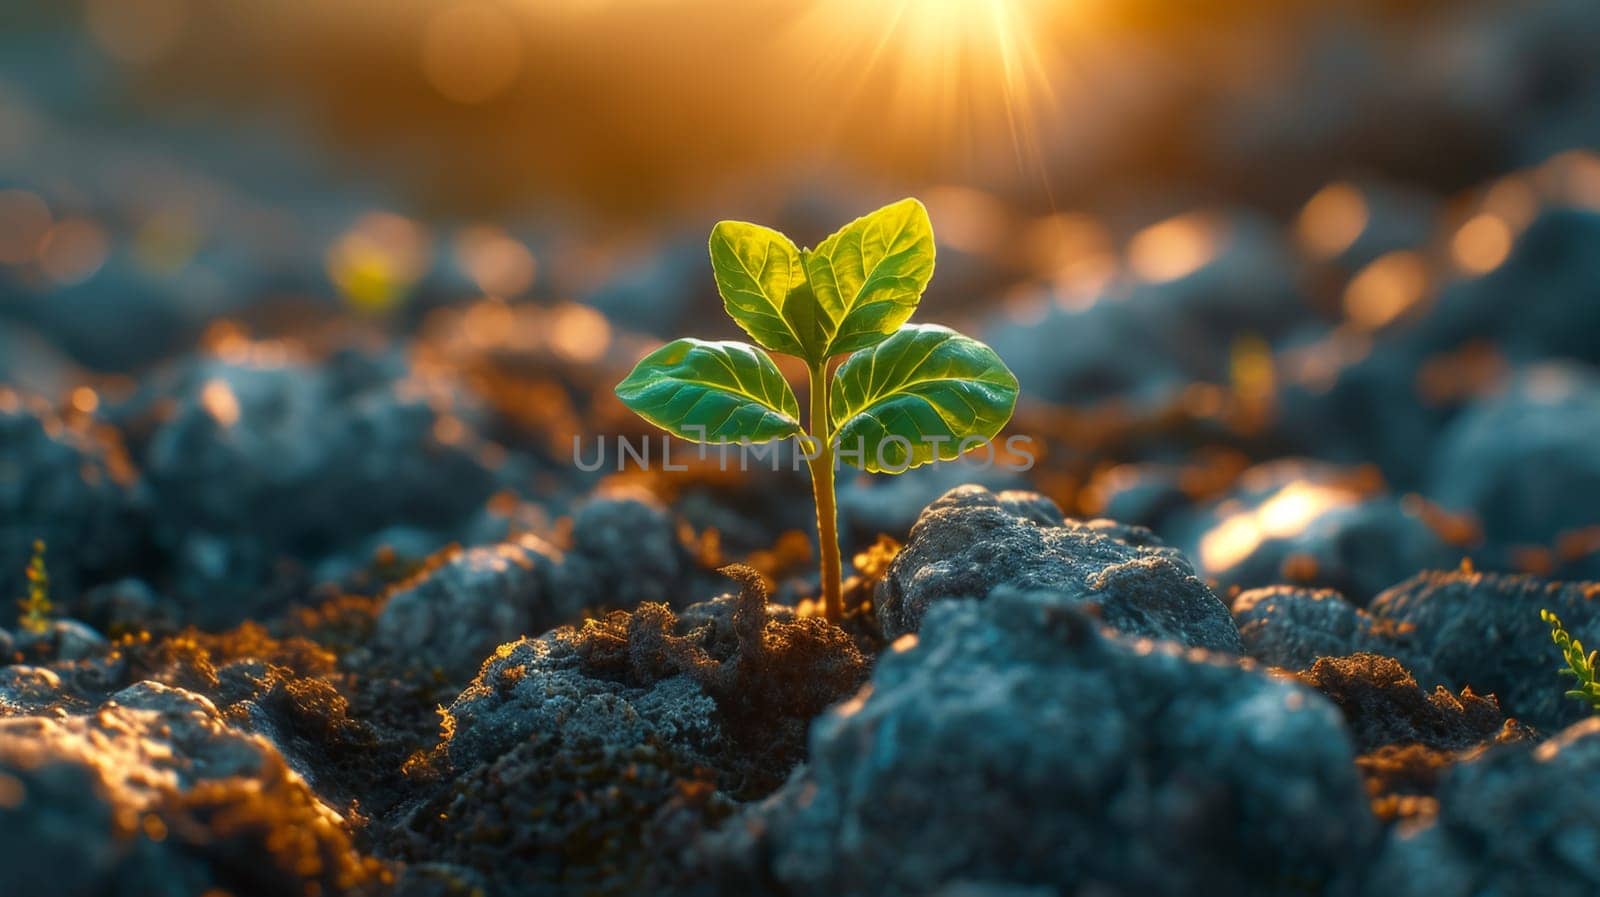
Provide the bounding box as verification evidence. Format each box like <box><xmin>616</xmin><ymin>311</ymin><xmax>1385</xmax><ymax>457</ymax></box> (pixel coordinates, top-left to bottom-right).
<box><xmin>787</xmin><ymin>0</ymin><xmax>1067</xmax><ymax>168</ymax></box>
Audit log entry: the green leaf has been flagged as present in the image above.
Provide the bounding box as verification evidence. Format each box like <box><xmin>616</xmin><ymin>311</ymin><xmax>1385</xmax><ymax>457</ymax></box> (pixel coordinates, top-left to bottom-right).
<box><xmin>828</xmin><ymin>324</ymin><xmax>1019</xmax><ymax>473</ymax></box>
<box><xmin>803</xmin><ymin>197</ymin><xmax>935</xmax><ymax>358</ymax></box>
<box><xmin>708</xmin><ymin>221</ymin><xmax>812</xmax><ymax>358</ymax></box>
<box><xmin>615</xmin><ymin>339</ymin><xmax>802</xmax><ymax>443</ymax></box>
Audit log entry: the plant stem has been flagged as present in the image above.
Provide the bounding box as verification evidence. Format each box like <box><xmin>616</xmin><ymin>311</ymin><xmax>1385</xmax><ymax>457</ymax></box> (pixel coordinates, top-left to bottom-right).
<box><xmin>807</xmin><ymin>360</ymin><xmax>843</xmax><ymax>622</ymax></box>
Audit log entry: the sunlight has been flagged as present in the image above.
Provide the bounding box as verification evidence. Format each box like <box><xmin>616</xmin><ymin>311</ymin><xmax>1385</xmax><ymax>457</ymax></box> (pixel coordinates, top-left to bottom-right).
<box><xmin>787</xmin><ymin>0</ymin><xmax>1065</xmax><ymax>168</ymax></box>
<box><xmin>1199</xmin><ymin>481</ymin><xmax>1358</xmax><ymax>572</ymax></box>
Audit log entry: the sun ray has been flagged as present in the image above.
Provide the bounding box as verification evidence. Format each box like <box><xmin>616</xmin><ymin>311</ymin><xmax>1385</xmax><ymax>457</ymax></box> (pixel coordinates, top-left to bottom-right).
<box><xmin>782</xmin><ymin>0</ymin><xmax>1072</xmax><ymax>183</ymax></box>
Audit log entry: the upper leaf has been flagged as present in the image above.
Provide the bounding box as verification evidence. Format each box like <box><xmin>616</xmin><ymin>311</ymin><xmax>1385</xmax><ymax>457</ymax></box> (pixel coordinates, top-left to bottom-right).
<box><xmin>829</xmin><ymin>324</ymin><xmax>1018</xmax><ymax>473</ymax></box>
<box><xmin>615</xmin><ymin>339</ymin><xmax>803</xmax><ymax>443</ymax></box>
<box><xmin>802</xmin><ymin>197</ymin><xmax>935</xmax><ymax>358</ymax></box>
<box><xmin>708</xmin><ymin>221</ymin><xmax>812</xmax><ymax>358</ymax></box>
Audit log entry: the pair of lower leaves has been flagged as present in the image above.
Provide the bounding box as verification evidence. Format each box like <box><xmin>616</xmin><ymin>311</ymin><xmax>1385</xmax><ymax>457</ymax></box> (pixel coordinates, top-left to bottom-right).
<box><xmin>616</xmin><ymin>323</ymin><xmax>1017</xmax><ymax>473</ymax></box>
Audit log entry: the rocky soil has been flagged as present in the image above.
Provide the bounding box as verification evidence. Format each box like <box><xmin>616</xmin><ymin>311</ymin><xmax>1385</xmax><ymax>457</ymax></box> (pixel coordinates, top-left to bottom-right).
<box><xmin>7</xmin><ymin>206</ymin><xmax>1600</xmax><ymax>895</ymax></box>
<box><xmin>6</xmin><ymin>2</ymin><xmax>1600</xmax><ymax>894</ymax></box>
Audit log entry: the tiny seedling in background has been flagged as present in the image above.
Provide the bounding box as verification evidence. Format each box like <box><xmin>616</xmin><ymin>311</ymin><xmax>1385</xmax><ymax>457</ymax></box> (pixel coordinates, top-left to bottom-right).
<box><xmin>615</xmin><ymin>198</ymin><xmax>1019</xmax><ymax>621</ymax></box>
<box><xmin>1541</xmin><ymin>608</ymin><xmax>1600</xmax><ymax>712</ymax></box>
<box><xmin>18</xmin><ymin>539</ymin><xmax>51</xmax><ymax>635</ymax></box>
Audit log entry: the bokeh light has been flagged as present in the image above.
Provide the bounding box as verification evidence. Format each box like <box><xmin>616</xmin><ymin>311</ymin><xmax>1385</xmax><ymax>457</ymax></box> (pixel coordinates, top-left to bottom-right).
<box><xmin>1296</xmin><ymin>182</ymin><xmax>1367</xmax><ymax>260</ymax></box>
<box><xmin>1451</xmin><ymin>213</ymin><xmax>1513</xmax><ymax>276</ymax></box>
<box><xmin>327</xmin><ymin>213</ymin><xmax>432</xmax><ymax>315</ymax></box>
<box><xmin>1200</xmin><ymin>481</ymin><xmax>1360</xmax><ymax>573</ymax></box>
<box><xmin>1127</xmin><ymin>213</ymin><xmax>1224</xmax><ymax>283</ymax></box>
<box><xmin>37</xmin><ymin>219</ymin><xmax>110</xmax><ymax>286</ymax></box>
<box><xmin>1343</xmin><ymin>251</ymin><xmax>1428</xmax><ymax>330</ymax></box>
<box><xmin>454</xmin><ymin>225</ymin><xmax>537</xmax><ymax>297</ymax></box>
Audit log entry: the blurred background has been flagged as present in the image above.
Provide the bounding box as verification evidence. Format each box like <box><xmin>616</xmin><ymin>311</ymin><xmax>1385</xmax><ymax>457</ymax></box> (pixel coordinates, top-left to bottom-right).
<box><xmin>5</xmin><ymin>0</ymin><xmax>1600</xmax><ymax>624</ymax></box>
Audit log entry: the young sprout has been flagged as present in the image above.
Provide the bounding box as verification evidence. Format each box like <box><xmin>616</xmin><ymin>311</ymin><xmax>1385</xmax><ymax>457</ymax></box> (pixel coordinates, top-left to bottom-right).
<box><xmin>615</xmin><ymin>199</ymin><xmax>1018</xmax><ymax>621</ymax></box>
<box><xmin>18</xmin><ymin>539</ymin><xmax>51</xmax><ymax>636</ymax></box>
<box><xmin>1541</xmin><ymin>608</ymin><xmax>1600</xmax><ymax>713</ymax></box>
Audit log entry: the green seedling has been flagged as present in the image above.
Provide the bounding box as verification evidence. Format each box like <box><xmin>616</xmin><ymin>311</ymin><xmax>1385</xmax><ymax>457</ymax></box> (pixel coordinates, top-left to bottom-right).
<box><xmin>615</xmin><ymin>198</ymin><xmax>1018</xmax><ymax>621</ymax></box>
<box><xmin>1541</xmin><ymin>608</ymin><xmax>1600</xmax><ymax>713</ymax></box>
<box><xmin>18</xmin><ymin>539</ymin><xmax>51</xmax><ymax>635</ymax></box>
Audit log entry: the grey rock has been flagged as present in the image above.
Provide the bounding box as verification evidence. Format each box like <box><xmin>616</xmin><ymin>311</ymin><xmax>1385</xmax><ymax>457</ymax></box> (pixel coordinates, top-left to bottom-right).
<box><xmin>1235</xmin><ymin>586</ymin><xmax>1378</xmax><ymax>669</ymax></box>
<box><xmin>0</xmin><ymin>665</ymin><xmax>66</xmax><ymax>716</ymax></box>
<box><xmin>994</xmin><ymin>489</ymin><xmax>1066</xmax><ymax>526</ymax></box>
<box><xmin>986</xmin><ymin>212</ymin><xmax>1301</xmax><ymax>407</ymax></box>
<box><xmin>0</xmin><ymin>682</ymin><xmax>266</xmax><ymax>802</ymax></box>
<box><xmin>431</xmin><ymin>567</ymin><xmax>865</xmax><ymax>801</ymax></box>
<box><xmin>928</xmin><ymin>885</ymin><xmax>1059</xmax><ymax>897</ymax></box>
<box><xmin>0</xmin><ymin>758</ymin><xmax>124</xmax><ymax>897</ymax></box>
<box><xmin>553</xmin><ymin>491</ymin><xmax>690</xmax><ymax>610</ymax></box>
<box><xmin>1428</xmin><ymin>363</ymin><xmax>1600</xmax><ymax>550</ymax></box>
<box><xmin>1236</xmin><ymin>569</ymin><xmax>1600</xmax><ymax>732</ymax></box>
<box><xmin>375</xmin><ymin>533</ymin><xmax>566</xmax><ymax>680</ymax></box>
<box><xmin>1272</xmin><ymin>329</ymin><xmax>1452</xmax><ymax>490</ymax></box>
<box><xmin>1088</xmin><ymin>462</ymin><xmax>1191</xmax><ymax>530</ymax></box>
<box><xmin>1419</xmin><ymin>209</ymin><xmax>1600</xmax><ymax>368</ymax></box>
<box><xmin>1367</xmin><ymin>569</ymin><xmax>1600</xmax><ymax>732</ymax></box>
<box><xmin>877</xmin><ymin>485</ymin><xmax>1240</xmax><ymax>651</ymax></box>
<box><xmin>725</xmin><ymin>590</ymin><xmax>1376</xmax><ymax>897</ymax></box>
<box><xmin>374</xmin><ymin>490</ymin><xmax>695</xmax><ymax>681</ymax></box>
<box><xmin>0</xmin><ymin>323</ymin><xmax>80</xmax><ymax>399</ymax></box>
<box><xmin>437</xmin><ymin>631</ymin><xmax>721</xmax><ymax>775</ymax></box>
<box><xmin>24</xmin><ymin>619</ymin><xmax>106</xmax><ymax>662</ymax></box>
<box><xmin>583</xmin><ymin>236</ymin><xmax>705</xmax><ymax>338</ymax></box>
<box><xmin>133</xmin><ymin>349</ymin><xmax>500</xmax><ymax>624</ymax></box>
<box><xmin>391</xmin><ymin>862</ymin><xmax>493</xmax><ymax>897</ymax></box>
<box><xmin>79</xmin><ymin>577</ymin><xmax>174</xmax><ymax>635</ymax></box>
<box><xmin>0</xmin><ymin>680</ymin><xmax>377</xmax><ymax>896</ymax></box>
<box><xmin>7</xmin><ymin>259</ymin><xmax>195</xmax><ymax>371</ymax></box>
<box><xmin>0</xmin><ymin>396</ymin><xmax>143</xmax><ymax>618</ymax></box>
<box><xmin>1232</xmin><ymin>586</ymin><xmax>1433</xmax><ymax>679</ymax></box>
<box><xmin>838</xmin><ymin>462</ymin><xmax>1030</xmax><ymax>551</ymax></box>
<box><xmin>1367</xmin><ymin>717</ymin><xmax>1600</xmax><ymax>897</ymax></box>
<box><xmin>1284</xmin><ymin>211</ymin><xmax>1600</xmax><ymax>490</ymax></box>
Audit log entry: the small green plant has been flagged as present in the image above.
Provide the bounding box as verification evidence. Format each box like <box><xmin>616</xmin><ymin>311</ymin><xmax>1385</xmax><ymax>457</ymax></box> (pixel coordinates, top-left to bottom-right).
<box><xmin>1541</xmin><ymin>608</ymin><xmax>1600</xmax><ymax>712</ymax></box>
<box><xmin>18</xmin><ymin>539</ymin><xmax>51</xmax><ymax>635</ymax></box>
<box><xmin>615</xmin><ymin>198</ymin><xmax>1018</xmax><ymax>621</ymax></box>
